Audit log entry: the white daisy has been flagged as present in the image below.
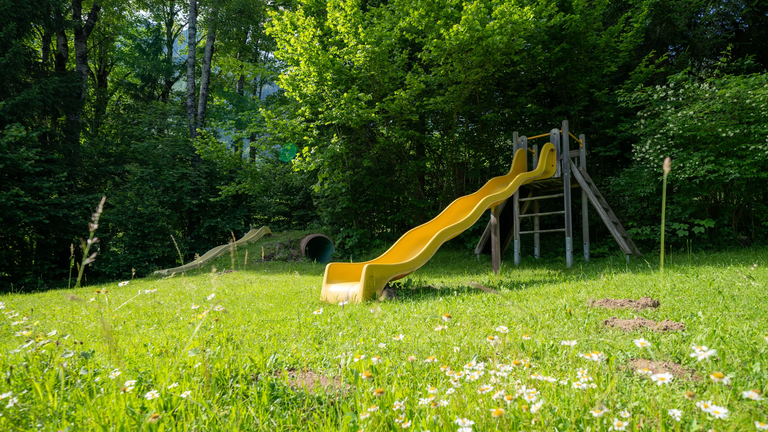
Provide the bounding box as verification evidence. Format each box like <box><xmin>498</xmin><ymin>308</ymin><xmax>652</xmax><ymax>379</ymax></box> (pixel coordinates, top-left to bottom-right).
<box><xmin>650</xmin><ymin>372</ymin><xmax>673</xmax><ymax>385</ymax></box>
<box><xmin>668</xmin><ymin>409</ymin><xmax>682</xmax><ymax>422</ymax></box>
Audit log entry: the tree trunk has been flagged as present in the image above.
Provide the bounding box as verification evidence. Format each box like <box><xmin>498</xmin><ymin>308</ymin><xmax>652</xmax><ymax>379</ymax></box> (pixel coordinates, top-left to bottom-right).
<box><xmin>235</xmin><ymin>31</ymin><xmax>248</xmax><ymax>96</ymax></box>
<box><xmin>186</xmin><ymin>0</ymin><xmax>198</xmax><ymax>139</ymax></box>
<box><xmin>54</xmin><ymin>9</ymin><xmax>68</xmax><ymax>73</ymax></box>
<box><xmin>68</xmin><ymin>0</ymin><xmax>100</xmax><ymax>146</ymax></box>
<box><xmin>196</xmin><ymin>8</ymin><xmax>217</xmax><ymax>131</ymax></box>
<box><xmin>161</xmin><ymin>0</ymin><xmax>179</xmax><ymax>103</ymax></box>
<box><xmin>42</xmin><ymin>29</ymin><xmax>52</xmax><ymax>68</ymax></box>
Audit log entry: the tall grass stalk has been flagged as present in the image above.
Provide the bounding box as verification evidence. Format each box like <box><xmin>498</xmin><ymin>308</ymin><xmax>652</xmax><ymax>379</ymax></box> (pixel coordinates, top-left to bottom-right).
<box><xmin>75</xmin><ymin>196</ymin><xmax>106</xmax><ymax>288</ymax></box>
<box><xmin>660</xmin><ymin>157</ymin><xmax>671</xmax><ymax>272</ymax></box>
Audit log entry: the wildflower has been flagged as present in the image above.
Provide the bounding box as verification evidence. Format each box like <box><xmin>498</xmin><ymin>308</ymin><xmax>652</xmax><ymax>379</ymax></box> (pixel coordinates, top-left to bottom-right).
<box><xmin>709</xmin><ymin>372</ymin><xmax>731</xmax><ymax>385</ymax></box>
<box><xmin>434</xmin><ymin>325</ymin><xmax>447</xmax><ymax>331</ymax></box>
<box><xmin>407</xmin><ymin>355</ymin><xmax>417</xmax><ymax>362</ymax></box>
<box><xmin>610</xmin><ymin>418</ymin><xmax>628</xmax><ymax>431</ymax></box>
<box><xmin>48</xmin><ymin>329</ymin><xmax>57</xmax><ymax>336</ymax></box>
<box><xmin>191</xmin><ymin>304</ymin><xmax>199</xmax><ymax>309</ymax></box>
<box><xmin>353</xmin><ymin>354</ymin><xmax>365</xmax><ymax>362</ymax></box>
<box><xmin>367</xmin><ymin>405</ymin><xmax>379</xmax><ymax>412</ymax></box>
<box><xmin>743</xmin><ymin>389</ymin><xmax>763</xmax><ymax>401</ymax></box>
<box><xmin>361</xmin><ymin>370</ymin><xmax>373</xmax><ymax>380</ymax></box>
<box><xmin>360</xmin><ymin>412</ymin><xmax>370</xmax><ymax>420</ymax></box>
<box><xmin>372</xmin><ymin>355</ymin><xmax>382</xmax><ymax>365</ymax></box>
<box><xmin>708</xmin><ymin>405</ymin><xmax>729</xmax><ymax>419</ymax></box>
<box><xmin>428</xmin><ymin>386</ymin><xmax>438</xmax><ymax>394</ymax></box>
<box><xmin>88</xmin><ymin>298</ymin><xmax>96</xmax><ymax>302</ymax></box>
<box><xmin>764</xmin><ymin>335</ymin><xmax>768</xmax><ymax>343</ymax></box>
<box><xmin>400</xmin><ymin>419</ymin><xmax>411</xmax><ymax>428</ymax></box>
<box><xmin>0</xmin><ymin>392</ymin><xmax>12</xmax><ymax>400</ymax></box>
<box><xmin>445</xmin><ymin>388</ymin><xmax>455</xmax><ymax>395</ymax></box>
<box><xmin>504</xmin><ymin>394</ymin><xmax>515</xmax><ymax>404</ymax></box>
<box><xmin>5</xmin><ymin>397</ymin><xmax>18</xmax><ymax>408</ymax></box>
<box><xmin>651</xmin><ymin>372</ymin><xmax>673</xmax><ymax>385</ymax></box>
<box><xmin>522</xmin><ymin>334</ymin><xmax>531</xmax><ymax>340</ymax></box>
<box><xmin>636</xmin><ymin>367</ymin><xmax>652</xmax><ymax>375</ymax></box>
<box><xmin>338</xmin><ymin>301</ymin><xmax>349</xmax><ymax>306</ymax></box>
<box><xmin>118</xmin><ymin>281</ymin><xmax>129</xmax><ymax>287</ymax></box>
<box><xmin>496</xmin><ymin>326</ymin><xmax>509</xmax><ymax>334</ymax></box>
<box><xmin>633</xmin><ymin>338</ymin><xmax>652</xmax><ymax>348</ymax></box>
<box><xmin>691</xmin><ymin>349</ymin><xmax>717</xmax><ymax>361</ymax></box>
<box><xmin>685</xmin><ymin>390</ymin><xmax>696</xmax><ymax>400</ymax></box>
<box><xmin>696</xmin><ymin>400</ymin><xmax>713</xmax><ymax>412</ymax></box>
<box><xmin>207</xmin><ymin>293</ymin><xmax>215</xmax><ymax>301</ymax></box>
<box><xmin>124</xmin><ymin>380</ymin><xmax>137</xmax><ymax>387</ymax></box>
<box><xmin>577</xmin><ymin>368</ymin><xmax>590</xmax><ymax>379</ymax></box>
<box><xmin>148</xmin><ymin>413</ymin><xmax>161</xmax><ymax>423</ymax></box>
<box><xmin>455</xmin><ymin>418</ymin><xmax>475</xmax><ymax>427</ymax></box>
<box><xmin>573</xmin><ymin>381</ymin><xmax>588</xmax><ymax>390</ymax></box>
<box><xmin>167</xmin><ymin>382</ymin><xmax>179</xmax><ymax>389</ymax></box>
<box><xmin>393</xmin><ymin>400</ymin><xmax>405</xmax><ymax>411</ymax></box>
<box><xmin>756</xmin><ymin>421</ymin><xmax>768</xmax><ymax>430</ymax></box>
<box><xmin>440</xmin><ymin>365</ymin><xmax>450</xmax><ymax>373</ymax></box>
<box><xmin>313</xmin><ymin>308</ymin><xmax>323</xmax><ymax>315</ymax></box>
<box><xmin>531</xmin><ymin>400</ymin><xmax>543</xmax><ymax>413</ymax></box>
<box><xmin>439</xmin><ymin>399</ymin><xmax>449</xmax><ymax>407</ymax></box>
<box><xmin>580</xmin><ymin>351</ymin><xmax>606</xmax><ymax>362</ymax></box>
<box><xmin>490</xmin><ymin>408</ymin><xmax>505</xmax><ymax>418</ymax></box>
<box><xmin>453</xmin><ymin>346</ymin><xmax>460</xmax><ymax>353</ymax></box>
<box><xmin>619</xmin><ymin>410</ymin><xmax>630</xmax><ymax>418</ymax></box>
<box><xmin>487</xmin><ymin>335</ymin><xmax>500</xmax><ymax>345</ymax></box>
<box><xmin>144</xmin><ymin>289</ymin><xmax>156</xmax><ymax>294</ymax></box>
<box><xmin>589</xmin><ymin>383</ymin><xmax>598</xmax><ymax>389</ymax></box>
<box><xmin>393</xmin><ymin>334</ymin><xmax>405</xmax><ymax>341</ymax></box>
<box><xmin>145</xmin><ymin>390</ymin><xmax>160</xmax><ymax>400</ymax></box>
<box><xmin>109</xmin><ymin>370</ymin><xmax>121</xmax><ymax>379</ymax></box>
<box><xmin>559</xmin><ymin>379</ymin><xmax>569</xmax><ymax>385</ymax></box>
<box><xmin>590</xmin><ymin>408</ymin><xmax>608</xmax><ymax>417</ymax></box>
<box><xmin>442</xmin><ymin>313</ymin><xmax>452</xmax><ymax>322</ymax></box>
<box><xmin>418</xmin><ymin>397</ymin><xmax>432</xmax><ymax>406</ymax></box>
<box><xmin>213</xmin><ymin>305</ymin><xmax>224</xmax><ymax>312</ymax></box>
<box><xmin>378</xmin><ymin>343</ymin><xmax>386</xmax><ymax>349</ymax></box>
<box><xmin>478</xmin><ymin>385</ymin><xmax>493</xmax><ymax>394</ymax></box>
<box><xmin>668</xmin><ymin>409</ymin><xmax>683</xmax><ymax>422</ymax></box>
<box><xmin>424</xmin><ymin>356</ymin><xmax>437</xmax><ymax>363</ymax></box>
<box><xmin>523</xmin><ymin>392</ymin><xmax>538</xmax><ymax>403</ymax></box>
<box><xmin>561</xmin><ymin>340</ymin><xmax>577</xmax><ymax>347</ymax></box>
<box><xmin>394</xmin><ymin>415</ymin><xmax>404</xmax><ymax>423</ymax></box>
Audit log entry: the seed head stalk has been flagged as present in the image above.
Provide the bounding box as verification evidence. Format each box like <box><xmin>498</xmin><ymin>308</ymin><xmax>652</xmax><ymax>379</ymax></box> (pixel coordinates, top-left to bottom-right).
<box><xmin>660</xmin><ymin>158</ymin><xmax>671</xmax><ymax>273</ymax></box>
<box><xmin>76</xmin><ymin>196</ymin><xmax>106</xmax><ymax>288</ymax></box>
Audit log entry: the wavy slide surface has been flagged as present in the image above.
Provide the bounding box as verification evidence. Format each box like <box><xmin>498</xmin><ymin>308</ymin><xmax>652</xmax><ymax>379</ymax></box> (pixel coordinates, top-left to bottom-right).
<box><xmin>154</xmin><ymin>226</ymin><xmax>272</xmax><ymax>276</ymax></box>
<box><xmin>321</xmin><ymin>143</ymin><xmax>558</xmax><ymax>303</ymax></box>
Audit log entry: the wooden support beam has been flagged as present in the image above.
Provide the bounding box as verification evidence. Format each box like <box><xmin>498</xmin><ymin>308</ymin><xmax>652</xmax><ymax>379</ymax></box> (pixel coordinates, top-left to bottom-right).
<box><xmin>562</xmin><ymin>120</ymin><xmax>573</xmax><ymax>268</ymax></box>
<box><xmin>533</xmin><ymin>198</ymin><xmax>540</xmax><ymax>259</ymax></box>
<box><xmin>580</xmin><ymin>133</ymin><xmax>589</xmax><ymax>263</ymax></box>
<box><xmin>491</xmin><ymin>205</ymin><xmax>501</xmax><ymax>275</ymax></box>
<box><xmin>513</xmin><ymin>135</ymin><xmax>526</xmax><ymax>266</ymax></box>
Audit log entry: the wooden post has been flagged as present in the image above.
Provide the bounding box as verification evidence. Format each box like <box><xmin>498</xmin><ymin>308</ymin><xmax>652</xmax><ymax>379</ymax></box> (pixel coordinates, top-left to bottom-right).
<box><xmin>562</xmin><ymin>120</ymin><xmax>573</xmax><ymax>268</ymax></box>
<box><xmin>551</xmin><ymin>128</ymin><xmax>561</xmax><ymax>178</ymax></box>
<box><xmin>513</xmin><ymin>135</ymin><xmax>526</xmax><ymax>266</ymax></box>
<box><xmin>580</xmin><ymin>133</ymin><xmax>589</xmax><ymax>263</ymax></box>
<box><xmin>491</xmin><ymin>205</ymin><xmax>501</xmax><ymax>275</ymax></box>
<box><xmin>532</xmin><ymin>144</ymin><xmax>539</xmax><ymax>259</ymax></box>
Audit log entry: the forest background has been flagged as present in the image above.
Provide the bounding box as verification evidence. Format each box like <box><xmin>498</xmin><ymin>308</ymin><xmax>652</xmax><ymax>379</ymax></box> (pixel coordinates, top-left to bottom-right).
<box><xmin>1</xmin><ymin>0</ymin><xmax>767</xmax><ymax>291</ymax></box>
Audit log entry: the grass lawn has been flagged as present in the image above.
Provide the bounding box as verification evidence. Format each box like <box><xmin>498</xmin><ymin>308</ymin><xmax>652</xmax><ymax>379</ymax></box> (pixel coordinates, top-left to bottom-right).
<box><xmin>1</xmin><ymin>241</ymin><xmax>767</xmax><ymax>431</ymax></box>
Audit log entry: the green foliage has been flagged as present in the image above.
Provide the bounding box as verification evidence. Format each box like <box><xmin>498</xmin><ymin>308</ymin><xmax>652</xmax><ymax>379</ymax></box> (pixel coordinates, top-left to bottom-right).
<box><xmin>616</xmin><ymin>65</ymin><xmax>768</xmax><ymax>248</ymax></box>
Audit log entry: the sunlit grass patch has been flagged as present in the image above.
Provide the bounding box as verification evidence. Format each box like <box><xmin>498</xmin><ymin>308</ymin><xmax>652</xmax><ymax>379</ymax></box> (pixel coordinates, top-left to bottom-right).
<box><xmin>0</xmin><ymin>247</ymin><xmax>766</xmax><ymax>430</ymax></box>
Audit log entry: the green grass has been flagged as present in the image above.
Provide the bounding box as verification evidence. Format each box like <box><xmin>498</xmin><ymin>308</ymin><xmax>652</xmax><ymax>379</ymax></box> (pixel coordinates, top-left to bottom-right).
<box><xmin>1</xmin><ymin>246</ymin><xmax>767</xmax><ymax>431</ymax></box>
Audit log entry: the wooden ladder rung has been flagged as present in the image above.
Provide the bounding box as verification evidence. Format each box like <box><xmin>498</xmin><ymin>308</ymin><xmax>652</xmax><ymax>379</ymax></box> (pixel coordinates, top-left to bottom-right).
<box><xmin>519</xmin><ymin>211</ymin><xmax>565</xmax><ymax>218</ymax></box>
<box><xmin>519</xmin><ymin>193</ymin><xmax>564</xmax><ymax>202</ymax></box>
<box><xmin>519</xmin><ymin>228</ymin><xmax>566</xmax><ymax>234</ymax></box>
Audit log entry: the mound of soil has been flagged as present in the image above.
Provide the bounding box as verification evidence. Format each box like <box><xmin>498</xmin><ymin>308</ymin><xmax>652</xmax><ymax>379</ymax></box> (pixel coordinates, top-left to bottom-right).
<box><xmin>591</xmin><ymin>297</ymin><xmax>660</xmax><ymax>310</ymax></box>
<box><xmin>603</xmin><ymin>316</ymin><xmax>685</xmax><ymax>332</ymax></box>
<box><xmin>626</xmin><ymin>358</ymin><xmax>700</xmax><ymax>381</ymax></box>
<box><xmin>277</xmin><ymin>370</ymin><xmax>350</xmax><ymax>394</ymax></box>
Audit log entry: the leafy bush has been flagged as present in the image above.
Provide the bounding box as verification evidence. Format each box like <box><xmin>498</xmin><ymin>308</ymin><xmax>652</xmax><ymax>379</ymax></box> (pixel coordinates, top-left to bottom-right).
<box><xmin>615</xmin><ymin>65</ymin><xmax>768</xmax><ymax>248</ymax></box>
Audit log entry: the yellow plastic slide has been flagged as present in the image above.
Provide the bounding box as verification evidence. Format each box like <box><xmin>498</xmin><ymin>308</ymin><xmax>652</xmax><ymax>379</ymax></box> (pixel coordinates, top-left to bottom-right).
<box><xmin>321</xmin><ymin>143</ymin><xmax>558</xmax><ymax>303</ymax></box>
<box><xmin>154</xmin><ymin>226</ymin><xmax>272</xmax><ymax>276</ymax></box>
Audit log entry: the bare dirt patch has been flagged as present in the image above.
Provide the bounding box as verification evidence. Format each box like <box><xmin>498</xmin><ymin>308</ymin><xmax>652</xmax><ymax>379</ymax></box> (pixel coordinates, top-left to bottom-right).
<box><xmin>603</xmin><ymin>316</ymin><xmax>685</xmax><ymax>332</ymax></box>
<box><xmin>277</xmin><ymin>370</ymin><xmax>351</xmax><ymax>394</ymax></box>
<box><xmin>626</xmin><ymin>358</ymin><xmax>700</xmax><ymax>381</ymax></box>
<box><xmin>591</xmin><ymin>297</ymin><xmax>660</xmax><ymax>310</ymax></box>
